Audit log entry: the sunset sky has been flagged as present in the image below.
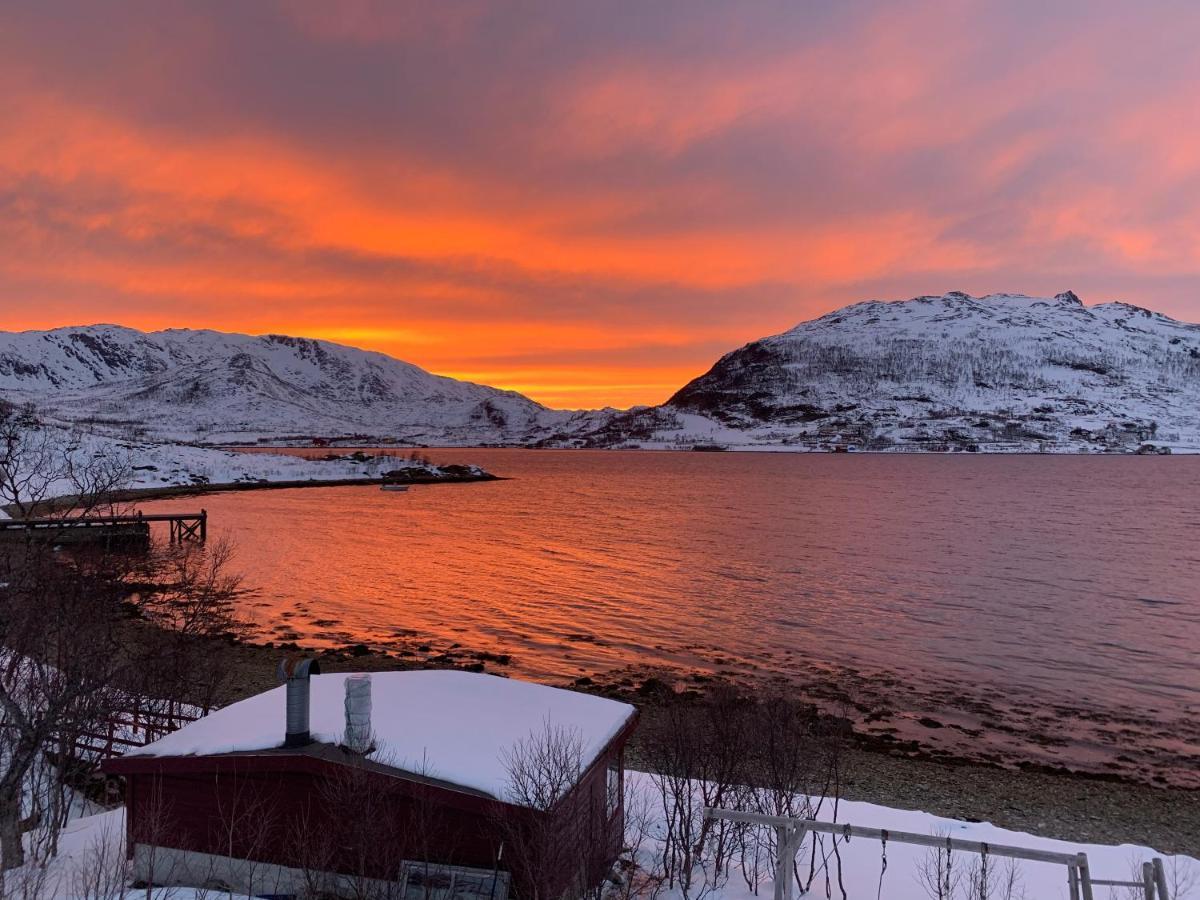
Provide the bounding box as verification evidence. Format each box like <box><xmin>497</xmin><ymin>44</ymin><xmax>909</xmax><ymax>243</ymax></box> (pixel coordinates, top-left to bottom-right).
<box><xmin>2</xmin><ymin>2</ymin><xmax>1200</xmax><ymax>408</ymax></box>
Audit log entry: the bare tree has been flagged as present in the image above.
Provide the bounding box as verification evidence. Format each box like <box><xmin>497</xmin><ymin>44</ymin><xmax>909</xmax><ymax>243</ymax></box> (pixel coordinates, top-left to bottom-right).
<box><xmin>496</xmin><ymin>721</ymin><xmax>612</xmax><ymax>900</ymax></box>
<box><xmin>130</xmin><ymin>537</ymin><xmax>247</xmax><ymax>715</ymax></box>
<box><xmin>638</xmin><ymin>687</ymin><xmax>756</xmax><ymax>900</ymax></box>
<box><xmin>916</xmin><ymin>835</ymin><xmax>964</xmax><ymax>900</ymax></box>
<box><xmin>0</xmin><ymin>405</ymin><xmax>129</xmax><ymax>520</ymax></box>
<box><xmin>0</xmin><ymin>409</ymin><xmax>247</xmax><ymax>871</ymax></box>
<box><xmin>205</xmin><ymin>770</ymin><xmax>282</xmax><ymax>899</ymax></box>
<box><xmin>286</xmin><ymin>747</ymin><xmax>463</xmax><ymax>900</ymax></box>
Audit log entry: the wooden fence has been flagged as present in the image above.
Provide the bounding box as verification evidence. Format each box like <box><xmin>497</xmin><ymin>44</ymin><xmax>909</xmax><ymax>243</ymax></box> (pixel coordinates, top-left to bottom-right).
<box><xmin>705</xmin><ymin>807</ymin><xmax>1171</xmax><ymax>900</ymax></box>
<box><xmin>73</xmin><ymin>702</ymin><xmax>207</xmax><ymax>762</ymax></box>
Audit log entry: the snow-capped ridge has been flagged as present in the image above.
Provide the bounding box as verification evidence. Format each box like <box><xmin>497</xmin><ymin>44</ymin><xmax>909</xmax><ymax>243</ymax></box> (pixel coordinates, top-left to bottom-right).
<box><xmin>0</xmin><ymin>324</ymin><xmax>567</xmax><ymax>445</ymax></box>
<box><xmin>559</xmin><ymin>290</ymin><xmax>1200</xmax><ymax>452</ymax></box>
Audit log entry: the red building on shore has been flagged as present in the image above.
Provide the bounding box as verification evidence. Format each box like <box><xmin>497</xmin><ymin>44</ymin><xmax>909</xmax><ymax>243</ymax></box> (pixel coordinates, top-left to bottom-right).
<box><xmin>104</xmin><ymin>667</ymin><xmax>638</xmax><ymax>899</ymax></box>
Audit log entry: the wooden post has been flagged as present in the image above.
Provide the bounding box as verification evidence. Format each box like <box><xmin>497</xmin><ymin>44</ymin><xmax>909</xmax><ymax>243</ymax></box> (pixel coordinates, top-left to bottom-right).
<box><xmin>1077</xmin><ymin>853</ymin><xmax>1095</xmax><ymax>900</ymax></box>
<box><xmin>1143</xmin><ymin>861</ymin><xmax>1156</xmax><ymax>900</ymax></box>
<box><xmin>1068</xmin><ymin>863</ymin><xmax>1081</xmax><ymax>900</ymax></box>
<box><xmin>1152</xmin><ymin>858</ymin><xmax>1170</xmax><ymax>900</ymax></box>
<box><xmin>772</xmin><ymin>823</ymin><xmax>806</xmax><ymax>900</ymax></box>
<box><xmin>200</xmin><ymin>509</ymin><xmax>207</xmax><ymax>542</ymax></box>
<box><xmin>774</xmin><ymin>826</ymin><xmax>792</xmax><ymax>900</ymax></box>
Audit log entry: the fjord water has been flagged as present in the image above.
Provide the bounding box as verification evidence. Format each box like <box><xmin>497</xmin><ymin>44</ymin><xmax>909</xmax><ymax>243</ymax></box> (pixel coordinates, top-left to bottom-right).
<box><xmin>143</xmin><ymin>450</ymin><xmax>1199</xmax><ymax>783</ymax></box>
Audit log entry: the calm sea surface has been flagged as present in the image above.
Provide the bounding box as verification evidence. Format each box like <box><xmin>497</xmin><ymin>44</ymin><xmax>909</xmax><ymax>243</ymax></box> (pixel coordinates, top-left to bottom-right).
<box><xmin>141</xmin><ymin>450</ymin><xmax>1200</xmax><ymax>783</ymax></box>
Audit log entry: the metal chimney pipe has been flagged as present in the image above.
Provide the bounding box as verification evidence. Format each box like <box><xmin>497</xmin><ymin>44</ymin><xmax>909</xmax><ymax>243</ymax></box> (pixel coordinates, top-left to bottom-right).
<box><xmin>277</xmin><ymin>657</ymin><xmax>321</xmax><ymax>748</ymax></box>
<box><xmin>343</xmin><ymin>673</ymin><xmax>373</xmax><ymax>753</ymax></box>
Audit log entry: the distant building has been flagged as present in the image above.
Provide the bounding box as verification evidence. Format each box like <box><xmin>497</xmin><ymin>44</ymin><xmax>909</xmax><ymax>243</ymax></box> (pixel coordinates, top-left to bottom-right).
<box><xmin>1102</xmin><ymin>421</ymin><xmax>1152</xmax><ymax>447</ymax></box>
<box><xmin>105</xmin><ymin>668</ymin><xmax>638</xmax><ymax>900</ymax></box>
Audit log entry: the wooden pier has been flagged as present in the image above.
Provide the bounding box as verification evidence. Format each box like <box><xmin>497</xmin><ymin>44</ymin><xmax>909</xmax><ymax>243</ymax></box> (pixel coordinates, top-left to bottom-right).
<box><xmin>0</xmin><ymin>509</ymin><xmax>207</xmax><ymax>544</ymax></box>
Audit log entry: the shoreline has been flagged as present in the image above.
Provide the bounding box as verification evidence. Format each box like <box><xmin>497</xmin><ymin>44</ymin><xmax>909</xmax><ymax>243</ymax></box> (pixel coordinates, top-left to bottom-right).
<box><xmin>204</xmin><ymin>637</ymin><xmax>1197</xmax><ymax>855</ymax></box>
<box><xmin>227</xmin><ymin>442</ymin><xmax>1198</xmax><ymax>456</ymax></box>
<box><xmin>2</xmin><ymin>471</ymin><xmax>501</xmax><ymax>517</ymax></box>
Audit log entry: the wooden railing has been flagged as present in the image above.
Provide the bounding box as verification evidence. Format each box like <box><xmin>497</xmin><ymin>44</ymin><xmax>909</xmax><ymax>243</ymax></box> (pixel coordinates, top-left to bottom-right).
<box><xmin>705</xmin><ymin>807</ymin><xmax>1171</xmax><ymax>900</ymax></box>
<box><xmin>0</xmin><ymin>510</ymin><xmax>207</xmax><ymax>542</ymax></box>
<box><xmin>73</xmin><ymin>702</ymin><xmax>207</xmax><ymax>761</ymax></box>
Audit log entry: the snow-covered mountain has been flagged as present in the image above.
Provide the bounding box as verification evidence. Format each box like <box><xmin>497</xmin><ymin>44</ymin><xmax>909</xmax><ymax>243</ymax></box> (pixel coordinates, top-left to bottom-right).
<box><xmin>559</xmin><ymin>291</ymin><xmax>1200</xmax><ymax>452</ymax></box>
<box><xmin>0</xmin><ymin>325</ymin><xmax>570</xmax><ymax>444</ymax></box>
<box><xmin>4</xmin><ymin>292</ymin><xmax>1199</xmax><ymax>452</ymax></box>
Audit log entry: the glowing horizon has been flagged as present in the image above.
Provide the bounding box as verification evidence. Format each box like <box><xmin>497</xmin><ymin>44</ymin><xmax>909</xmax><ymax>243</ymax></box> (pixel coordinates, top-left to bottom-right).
<box><xmin>2</xmin><ymin>2</ymin><xmax>1200</xmax><ymax>408</ymax></box>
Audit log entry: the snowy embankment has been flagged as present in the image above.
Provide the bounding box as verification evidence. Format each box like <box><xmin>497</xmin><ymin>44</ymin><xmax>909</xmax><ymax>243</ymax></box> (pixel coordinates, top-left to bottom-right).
<box><xmin>29</xmin><ymin>772</ymin><xmax>1197</xmax><ymax>900</ymax></box>
<box><xmin>0</xmin><ymin>425</ymin><xmax>489</xmax><ymax>519</ymax></box>
<box><xmin>100</xmin><ymin>437</ymin><xmax>485</xmax><ymax>490</ymax></box>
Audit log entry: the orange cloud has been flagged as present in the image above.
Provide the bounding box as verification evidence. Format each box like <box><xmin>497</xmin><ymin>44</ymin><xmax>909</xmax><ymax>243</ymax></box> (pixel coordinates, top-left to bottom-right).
<box><xmin>2</xmin><ymin>2</ymin><xmax>1200</xmax><ymax>407</ymax></box>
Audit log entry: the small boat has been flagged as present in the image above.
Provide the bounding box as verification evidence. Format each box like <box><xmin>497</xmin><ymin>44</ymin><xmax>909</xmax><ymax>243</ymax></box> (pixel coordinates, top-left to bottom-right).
<box><xmin>380</xmin><ymin>483</ymin><xmax>410</xmax><ymax>492</ymax></box>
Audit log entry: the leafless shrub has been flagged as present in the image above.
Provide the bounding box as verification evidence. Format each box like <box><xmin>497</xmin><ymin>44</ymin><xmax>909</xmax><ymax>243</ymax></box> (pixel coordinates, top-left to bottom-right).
<box><xmin>1119</xmin><ymin>855</ymin><xmax>1198</xmax><ymax>900</ymax></box>
<box><xmin>636</xmin><ymin>685</ymin><xmax>845</xmax><ymax>900</ymax></box>
<box><xmin>1167</xmin><ymin>857</ymin><xmax>1200</xmax><ymax>900</ymax></box>
<box><xmin>638</xmin><ymin>687</ymin><xmax>758</xmax><ymax>900</ymax></box>
<box><xmin>917</xmin><ymin>841</ymin><xmax>1025</xmax><ymax>900</ymax></box>
<box><xmin>611</xmin><ymin>779</ymin><xmax>667</xmax><ymax>900</ymax></box>
<box><xmin>961</xmin><ymin>854</ymin><xmax>1025</xmax><ymax>900</ymax></box>
<box><xmin>497</xmin><ymin>721</ymin><xmax>613</xmax><ymax>900</ymax></box>
<box><xmin>915</xmin><ymin>834</ymin><xmax>964</xmax><ymax>900</ymax></box>
<box><xmin>68</xmin><ymin>814</ymin><xmax>133</xmax><ymax>900</ymax></box>
<box><xmin>741</xmin><ymin>691</ymin><xmax>844</xmax><ymax>896</ymax></box>
<box><xmin>0</xmin><ymin>861</ymin><xmax>56</xmax><ymax>900</ymax></box>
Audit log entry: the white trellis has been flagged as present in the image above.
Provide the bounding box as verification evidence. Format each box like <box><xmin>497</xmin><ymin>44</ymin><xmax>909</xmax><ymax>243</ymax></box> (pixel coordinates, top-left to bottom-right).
<box><xmin>704</xmin><ymin>808</ymin><xmax>1171</xmax><ymax>900</ymax></box>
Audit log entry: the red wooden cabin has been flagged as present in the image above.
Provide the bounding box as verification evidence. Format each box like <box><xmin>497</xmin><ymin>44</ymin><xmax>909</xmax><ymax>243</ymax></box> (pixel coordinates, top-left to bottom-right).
<box><xmin>103</xmin><ymin>668</ymin><xmax>638</xmax><ymax>899</ymax></box>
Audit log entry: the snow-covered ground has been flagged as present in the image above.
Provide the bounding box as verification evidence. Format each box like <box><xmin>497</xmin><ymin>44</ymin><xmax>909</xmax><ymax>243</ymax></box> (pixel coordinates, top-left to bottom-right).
<box><xmin>21</xmin><ymin>808</ymin><xmax>252</xmax><ymax>898</ymax></box>
<box><xmin>622</xmin><ymin>771</ymin><xmax>1197</xmax><ymax>900</ymax></box>
<box><xmin>0</xmin><ymin>424</ymin><xmax>487</xmax><ymax>519</ymax></box>
<box><xmin>24</xmin><ymin>772</ymin><xmax>1196</xmax><ymax>899</ymax></box>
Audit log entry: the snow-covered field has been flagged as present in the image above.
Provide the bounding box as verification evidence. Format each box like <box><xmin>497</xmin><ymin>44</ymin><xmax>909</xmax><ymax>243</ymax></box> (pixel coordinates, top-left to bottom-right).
<box><xmin>23</xmin><ymin>772</ymin><xmax>1196</xmax><ymax>900</ymax></box>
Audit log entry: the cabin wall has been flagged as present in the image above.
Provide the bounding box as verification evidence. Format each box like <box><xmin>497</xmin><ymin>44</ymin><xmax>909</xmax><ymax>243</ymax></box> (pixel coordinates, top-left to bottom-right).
<box><xmin>127</xmin><ymin>766</ymin><xmax>506</xmax><ymax>876</ymax></box>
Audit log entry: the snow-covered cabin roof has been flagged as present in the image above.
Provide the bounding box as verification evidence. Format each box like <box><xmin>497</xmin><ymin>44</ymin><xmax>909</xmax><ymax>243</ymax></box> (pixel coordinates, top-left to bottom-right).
<box><xmin>124</xmin><ymin>670</ymin><xmax>637</xmax><ymax>802</ymax></box>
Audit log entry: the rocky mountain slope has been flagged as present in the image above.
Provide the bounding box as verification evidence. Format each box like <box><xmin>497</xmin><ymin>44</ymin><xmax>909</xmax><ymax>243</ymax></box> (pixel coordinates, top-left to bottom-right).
<box><xmin>557</xmin><ymin>291</ymin><xmax>1200</xmax><ymax>452</ymax></box>
<box><xmin>0</xmin><ymin>325</ymin><xmax>571</xmax><ymax>444</ymax></box>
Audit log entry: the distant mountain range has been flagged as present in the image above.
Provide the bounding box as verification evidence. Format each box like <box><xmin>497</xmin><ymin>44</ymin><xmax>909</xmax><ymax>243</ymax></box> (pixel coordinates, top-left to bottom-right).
<box><xmin>3</xmin><ymin>291</ymin><xmax>1199</xmax><ymax>452</ymax></box>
